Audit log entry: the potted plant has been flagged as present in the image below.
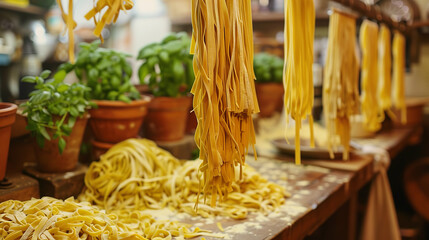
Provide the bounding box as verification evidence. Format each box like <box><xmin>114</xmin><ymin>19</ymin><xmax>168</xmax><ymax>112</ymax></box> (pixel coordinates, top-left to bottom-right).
<box><xmin>137</xmin><ymin>32</ymin><xmax>194</xmax><ymax>141</ymax></box>
<box><xmin>0</xmin><ymin>102</ymin><xmax>17</xmax><ymax>181</ymax></box>
<box><xmin>19</xmin><ymin>70</ymin><xmax>92</xmax><ymax>172</ymax></box>
<box><xmin>253</xmin><ymin>52</ymin><xmax>285</xmax><ymax>118</ymax></box>
<box><xmin>58</xmin><ymin>41</ymin><xmax>150</xmax><ymax>145</ymax></box>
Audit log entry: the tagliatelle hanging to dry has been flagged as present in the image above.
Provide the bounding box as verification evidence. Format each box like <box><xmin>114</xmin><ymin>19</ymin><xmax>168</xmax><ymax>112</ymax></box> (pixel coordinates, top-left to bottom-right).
<box><xmin>283</xmin><ymin>0</ymin><xmax>316</xmax><ymax>165</ymax></box>
<box><xmin>360</xmin><ymin>20</ymin><xmax>383</xmax><ymax>132</ymax></box>
<box><xmin>56</xmin><ymin>0</ymin><xmax>134</xmax><ymax>63</ymax></box>
<box><xmin>323</xmin><ymin>9</ymin><xmax>360</xmax><ymax>160</ymax></box>
<box><xmin>392</xmin><ymin>31</ymin><xmax>407</xmax><ymax>124</ymax></box>
<box><xmin>378</xmin><ymin>24</ymin><xmax>394</xmax><ymax>119</ymax></box>
<box><xmin>190</xmin><ymin>0</ymin><xmax>259</xmax><ymax>207</ymax></box>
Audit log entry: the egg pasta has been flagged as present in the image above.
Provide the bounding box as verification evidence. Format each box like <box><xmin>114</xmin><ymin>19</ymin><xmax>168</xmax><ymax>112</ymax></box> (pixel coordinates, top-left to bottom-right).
<box><xmin>283</xmin><ymin>0</ymin><xmax>316</xmax><ymax>165</ymax></box>
<box><xmin>79</xmin><ymin>139</ymin><xmax>288</xmax><ymax>220</ymax></box>
<box><xmin>360</xmin><ymin>20</ymin><xmax>382</xmax><ymax>132</ymax></box>
<box><xmin>378</xmin><ymin>24</ymin><xmax>394</xmax><ymax>119</ymax></box>
<box><xmin>392</xmin><ymin>31</ymin><xmax>407</xmax><ymax>124</ymax></box>
<box><xmin>323</xmin><ymin>9</ymin><xmax>360</xmax><ymax>160</ymax></box>
<box><xmin>190</xmin><ymin>0</ymin><xmax>259</xmax><ymax>207</ymax></box>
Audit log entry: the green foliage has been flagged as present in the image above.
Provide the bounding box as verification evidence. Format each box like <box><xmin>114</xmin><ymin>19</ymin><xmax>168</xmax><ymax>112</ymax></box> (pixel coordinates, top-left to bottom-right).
<box><xmin>57</xmin><ymin>41</ymin><xmax>140</xmax><ymax>103</ymax></box>
<box><xmin>20</xmin><ymin>70</ymin><xmax>94</xmax><ymax>154</ymax></box>
<box><xmin>253</xmin><ymin>53</ymin><xmax>284</xmax><ymax>83</ymax></box>
<box><xmin>137</xmin><ymin>32</ymin><xmax>194</xmax><ymax>97</ymax></box>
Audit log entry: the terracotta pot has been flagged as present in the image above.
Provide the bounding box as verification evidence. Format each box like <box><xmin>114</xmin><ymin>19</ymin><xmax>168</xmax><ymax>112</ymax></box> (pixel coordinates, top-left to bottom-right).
<box><xmin>0</xmin><ymin>103</ymin><xmax>17</xmax><ymax>180</ymax></box>
<box><xmin>89</xmin><ymin>97</ymin><xmax>150</xmax><ymax>143</ymax></box>
<box><xmin>91</xmin><ymin>140</ymin><xmax>114</xmax><ymax>161</ymax></box>
<box><xmin>144</xmin><ymin>96</ymin><xmax>192</xmax><ymax>141</ymax></box>
<box><xmin>255</xmin><ymin>83</ymin><xmax>284</xmax><ymax>118</ymax></box>
<box><xmin>33</xmin><ymin>114</ymin><xmax>88</xmax><ymax>173</ymax></box>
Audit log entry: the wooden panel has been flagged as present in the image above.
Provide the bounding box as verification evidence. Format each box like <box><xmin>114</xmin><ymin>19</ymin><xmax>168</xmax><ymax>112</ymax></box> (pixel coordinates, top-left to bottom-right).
<box><xmin>24</xmin><ymin>163</ymin><xmax>87</xmax><ymax>200</ymax></box>
<box><xmin>0</xmin><ymin>173</ymin><xmax>39</xmax><ymax>202</ymax></box>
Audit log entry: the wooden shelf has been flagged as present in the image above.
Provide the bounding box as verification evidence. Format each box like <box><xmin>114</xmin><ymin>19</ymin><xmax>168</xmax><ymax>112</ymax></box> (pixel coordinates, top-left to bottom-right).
<box><xmin>0</xmin><ymin>2</ymin><xmax>45</xmax><ymax>15</ymax></box>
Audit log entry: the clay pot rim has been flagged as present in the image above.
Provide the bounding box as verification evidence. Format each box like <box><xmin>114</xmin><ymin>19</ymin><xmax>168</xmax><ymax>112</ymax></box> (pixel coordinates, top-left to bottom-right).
<box><xmin>0</xmin><ymin>102</ymin><xmax>17</xmax><ymax>116</ymax></box>
<box><xmin>91</xmin><ymin>139</ymin><xmax>115</xmax><ymax>149</ymax></box>
<box><xmin>148</xmin><ymin>95</ymin><xmax>192</xmax><ymax>111</ymax></box>
<box><xmin>92</xmin><ymin>96</ymin><xmax>151</xmax><ymax>108</ymax></box>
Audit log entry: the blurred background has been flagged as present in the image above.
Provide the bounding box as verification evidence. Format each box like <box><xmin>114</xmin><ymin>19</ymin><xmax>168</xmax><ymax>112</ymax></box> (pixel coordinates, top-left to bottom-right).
<box><xmin>1</xmin><ymin>0</ymin><xmax>429</xmax><ymax>102</ymax></box>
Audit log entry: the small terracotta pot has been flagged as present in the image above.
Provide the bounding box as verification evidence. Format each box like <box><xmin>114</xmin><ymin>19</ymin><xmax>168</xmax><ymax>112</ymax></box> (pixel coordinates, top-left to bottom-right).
<box><xmin>91</xmin><ymin>140</ymin><xmax>114</xmax><ymax>161</ymax></box>
<box><xmin>144</xmin><ymin>96</ymin><xmax>192</xmax><ymax>142</ymax></box>
<box><xmin>255</xmin><ymin>83</ymin><xmax>284</xmax><ymax>118</ymax></box>
<box><xmin>33</xmin><ymin>114</ymin><xmax>89</xmax><ymax>173</ymax></box>
<box><xmin>89</xmin><ymin>97</ymin><xmax>150</xmax><ymax>143</ymax></box>
<box><xmin>0</xmin><ymin>103</ymin><xmax>17</xmax><ymax>180</ymax></box>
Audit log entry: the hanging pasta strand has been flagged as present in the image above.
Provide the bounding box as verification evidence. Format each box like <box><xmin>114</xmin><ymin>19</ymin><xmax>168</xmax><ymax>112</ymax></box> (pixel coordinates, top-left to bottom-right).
<box><xmin>392</xmin><ymin>31</ymin><xmax>407</xmax><ymax>124</ymax></box>
<box><xmin>378</xmin><ymin>24</ymin><xmax>394</xmax><ymax>119</ymax></box>
<box><xmin>283</xmin><ymin>0</ymin><xmax>315</xmax><ymax>165</ymax></box>
<box><xmin>56</xmin><ymin>0</ymin><xmax>134</xmax><ymax>63</ymax></box>
<box><xmin>323</xmin><ymin>9</ymin><xmax>360</xmax><ymax>160</ymax></box>
<box><xmin>360</xmin><ymin>20</ymin><xmax>382</xmax><ymax>132</ymax></box>
<box><xmin>190</xmin><ymin>0</ymin><xmax>259</xmax><ymax>207</ymax></box>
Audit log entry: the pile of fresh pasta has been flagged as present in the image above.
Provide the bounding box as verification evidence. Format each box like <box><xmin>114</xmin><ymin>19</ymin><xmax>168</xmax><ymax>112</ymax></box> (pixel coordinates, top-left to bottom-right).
<box><xmin>0</xmin><ymin>139</ymin><xmax>288</xmax><ymax>239</ymax></box>
<box><xmin>0</xmin><ymin>197</ymin><xmax>206</xmax><ymax>240</ymax></box>
<box><xmin>79</xmin><ymin>139</ymin><xmax>288</xmax><ymax>220</ymax></box>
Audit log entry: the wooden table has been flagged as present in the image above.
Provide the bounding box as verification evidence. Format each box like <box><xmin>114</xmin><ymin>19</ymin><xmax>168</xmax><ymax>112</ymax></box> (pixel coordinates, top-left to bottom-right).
<box><xmin>180</xmin><ymin>155</ymin><xmax>372</xmax><ymax>240</ymax></box>
<box><xmin>352</xmin><ymin>126</ymin><xmax>422</xmax><ymax>159</ymax></box>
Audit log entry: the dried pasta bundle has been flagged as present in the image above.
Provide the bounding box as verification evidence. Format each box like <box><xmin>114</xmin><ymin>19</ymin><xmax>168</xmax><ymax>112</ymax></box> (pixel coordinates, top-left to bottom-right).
<box><xmin>283</xmin><ymin>0</ymin><xmax>316</xmax><ymax>165</ymax></box>
<box><xmin>360</xmin><ymin>20</ymin><xmax>382</xmax><ymax>132</ymax></box>
<box><xmin>392</xmin><ymin>31</ymin><xmax>407</xmax><ymax>124</ymax></box>
<box><xmin>190</xmin><ymin>0</ymin><xmax>259</xmax><ymax>206</ymax></box>
<box><xmin>79</xmin><ymin>139</ymin><xmax>288</xmax><ymax>220</ymax></box>
<box><xmin>378</xmin><ymin>24</ymin><xmax>393</xmax><ymax>117</ymax></box>
<box><xmin>57</xmin><ymin>0</ymin><xmax>134</xmax><ymax>62</ymax></box>
<box><xmin>323</xmin><ymin>10</ymin><xmax>360</xmax><ymax>160</ymax></box>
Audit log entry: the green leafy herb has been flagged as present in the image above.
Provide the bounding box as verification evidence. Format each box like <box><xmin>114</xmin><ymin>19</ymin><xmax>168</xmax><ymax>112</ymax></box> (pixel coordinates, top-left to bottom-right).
<box><xmin>20</xmin><ymin>70</ymin><xmax>94</xmax><ymax>153</ymax></box>
<box><xmin>58</xmin><ymin>40</ymin><xmax>140</xmax><ymax>102</ymax></box>
<box><xmin>137</xmin><ymin>32</ymin><xmax>194</xmax><ymax>97</ymax></box>
<box><xmin>253</xmin><ymin>53</ymin><xmax>284</xmax><ymax>83</ymax></box>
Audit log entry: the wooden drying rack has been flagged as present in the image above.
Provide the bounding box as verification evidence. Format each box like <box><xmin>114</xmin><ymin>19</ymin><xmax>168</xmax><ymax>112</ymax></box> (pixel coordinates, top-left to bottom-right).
<box><xmin>331</xmin><ymin>0</ymin><xmax>429</xmax><ymax>35</ymax></box>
